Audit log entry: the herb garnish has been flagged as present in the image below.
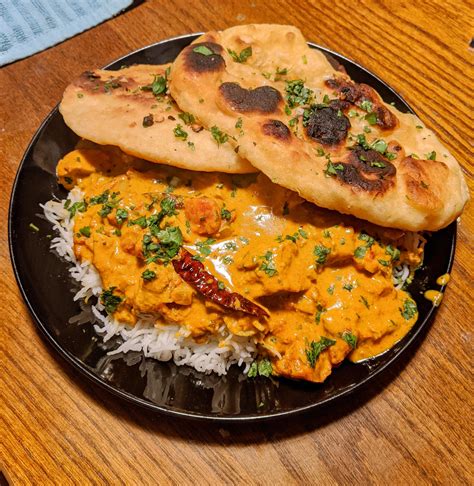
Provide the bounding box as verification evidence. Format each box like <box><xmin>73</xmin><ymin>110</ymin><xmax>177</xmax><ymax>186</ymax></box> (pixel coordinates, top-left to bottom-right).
<box><xmin>342</xmin><ymin>331</ymin><xmax>357</xmax><ymax>349</ymax></box>
<box><xmin>248</xmin><ymin>358</ymin><xmax>273</xmax><ymax>378</ymax></box>
<box><xmin>305</xmin><ymin>337</ymin><xmax>336</xmax><ymax>368</ymax></box>
<box><xmin>141</xmin><ymin>74</ymin><xmax>167</xmax><ymax>98</ymax></box>
<box><xmin>314</xmin><ymin>244</ymin><xmax>331</xmax><ymax>264</ymax></box>
<box><xmin>178</xmin><ymin>112</ymin><xmax>196</xmax><ymax>125</ymax></box>
<box><xmin>260</xmin><ymin>251</ymin><xmax>278</xmax><ymax>277</ymax></box>
<box><xmin>173</xmin><ymin>124</ymin><xmax>188</xmax><ymax>141</ymax></box>
<box><xmin>115</xmin><ymin>208</ymin><xmax>128</xmax><ymax>225</ymax></box>
<box><xmin>193</xmin><ymin>45</ymin><xmax>214</xmax><ymax>56</ymax></box>
<box><xmin>400</xmin><ymin>299</ymin><xmax>417</xmax><ymax>320</ymax></box>
<box><xmin>324</xmin><ymin>160</ymin><xmax>344</xmax><ymax>177</ymax></box>
<box><xmin>227</xmin><ymin>46</ymin><xmax>252</xmax><ymax>63</ymax></box>
<box><xmin>141</xmin><ymin>269</ymin><xmax>157</xmax><ymax>281</ymax></box>
<box><xmin>285</xmin><ymin>79</ymin><xmax>314</xmax><ymax>108</ymax></box>
<box><xmin>79</xmin><ymin>226</ymin><xmax>91</xmax><ymax>238</ymax></box>
<box><xmin>210</xmin><ymin>125</ymin><xmax>228</xmax><ymax>145</ymax></box>
<box><xmin>100</xmin><ymin>287</ymin><xmax>122</xmax><ymax>314</ymax></box>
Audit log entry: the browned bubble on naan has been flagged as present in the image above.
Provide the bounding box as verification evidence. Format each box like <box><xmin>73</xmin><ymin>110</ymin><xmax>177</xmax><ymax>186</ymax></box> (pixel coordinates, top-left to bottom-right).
<box><xmin>59</xmin><ymin>64</ymin><xmax>256</xmax><ymax>173</ymax></box>
<box><xmin>169</xmin><ymin>24</ymin><xmax>469</xmax><ymax>231</ymax></box>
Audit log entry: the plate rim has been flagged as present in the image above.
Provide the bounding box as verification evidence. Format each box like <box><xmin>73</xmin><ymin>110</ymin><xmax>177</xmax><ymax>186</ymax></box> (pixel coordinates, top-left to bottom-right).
<box><xmin>8</xmin><ymin>33</ymin><xmax>457</xmax><ymax>422</ymax></box>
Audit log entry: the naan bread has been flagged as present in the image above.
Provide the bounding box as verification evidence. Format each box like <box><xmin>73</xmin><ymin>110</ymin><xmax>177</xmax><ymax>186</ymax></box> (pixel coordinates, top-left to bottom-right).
<box><xmin>169</xmin><ymin>24</ymin><xmax>469</xmax><ymax>230</ymax></box>
<box><xmin>59</xmin><ymin>64</ymin><xmax>255</xmax><ymax>173</ymax></box>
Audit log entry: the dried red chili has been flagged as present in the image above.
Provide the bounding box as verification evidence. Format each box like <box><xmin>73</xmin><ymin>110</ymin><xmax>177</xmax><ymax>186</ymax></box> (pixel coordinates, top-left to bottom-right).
<box><xmin>172</xmin><ymin>249</ymin><xmax>269</xmax><ymax>319</ymax></box>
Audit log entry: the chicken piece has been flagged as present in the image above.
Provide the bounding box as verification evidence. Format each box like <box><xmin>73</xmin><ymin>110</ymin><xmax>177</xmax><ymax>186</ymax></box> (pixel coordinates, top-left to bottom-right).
<box><xmin>184</xmin><ymin>196</ymin><xmax>221</xmax><ymax>235</ymax></box>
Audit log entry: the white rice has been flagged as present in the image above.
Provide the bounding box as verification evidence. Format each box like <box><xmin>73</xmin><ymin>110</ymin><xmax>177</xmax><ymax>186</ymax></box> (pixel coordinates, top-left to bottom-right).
<box><xmin>42</xmin><ymin>189</ymin><xmax>413</xmax><ymax>376</ymax></box>
<box><xmin>41</xmin><ymin>189</ymin><xmax>257</xmax><ymax>376</ymax></box>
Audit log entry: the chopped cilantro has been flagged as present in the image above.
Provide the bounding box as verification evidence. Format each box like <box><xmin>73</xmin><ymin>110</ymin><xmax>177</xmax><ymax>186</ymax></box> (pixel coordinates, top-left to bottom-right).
<box><xmin>343</xmin><ymin>283</ymin><xmax>354</xmax><ymax>291</ymax></box>
<box><xmin>305</xmin><ymin>337</ymin><xmax>336</xmax><ymax>368</ymax></box>
<box><xmin>67</xmin><ymin>200</ymin><xmax>87</xmax><ymax>218</ymax></box>
<box><xmin>260</xmin><ymin>251</ymin><xmax>278</xmax><ymax>277</ymax></box>
<box><xmin>354</xmin><ymin>246</ymin><xmax>368</xmax><ymax>259</ymax></box>
<box><xmin>196</xmin><ymin>238</ymin><xmax>215</xmax><ymax>257</ymax></box>
<box><xmin>426</xmin><ymin>151</ymin><xmax>436</xmax><ymax>160</ymax></box>
<box><xmin>248</xmin><ymin>358</ymin><xmax>273</xmax><ymax>378</ymax></box>
<box><xmin>141</xmin><ymin>269</ymin><xmax>157</xmax><ymax>281</ymax></box>
<box><xmin>400</xmin><ymin>299</ymin><xmax>417</xmax><ymax>320</ymax></box>
<box><xmin>193</xmin><ymin>45</ymin><xmax>214</xmax><ymax>56</ymax></box>
<box><xmin>324</xmin><ymin>160</ymin><xmax>344</xmax><ymax>177</ymax></box>
<box><xmin>386</xmin><ymin>245</ymin><xmax>400</xmax><ymax>261</ymax></box>
<box><xmin>211</xmin><ymin>125</ymin><xmax>228</xmax><ymax>145</ymax></box>
<box><xmin>342</xmin><ymin>331</ymin><xmax>357</xmax><ymax>349</ymax></box>
<box><xmin>217</xmin><ymin>281</ymin><xmax>225</xmax><ymax>290</ymax></box>
<box><xmin>378</xmin><ymin>259</ymin><xmax>390</xmax><ymax>266</ymax></box>
<box><xmin>79</xmin><ymin>226</ymin><xmax>91</xmax><ymax>238</ymax></box>
<box><xmin>221</xmin><ymin>207</ymin><xmax>232</xmax><ymax>221</ymax></box>
<box><xmin>315</xmin><ymin>304</ymin><xmax>326</xmax><ymax>324</ymax></box>
<box><xmin>285</xmin><ymin>79</ymin><xmax>314</xmax><ymax>108</ymax></box>
<box><xmin>115</xmin><ymin>208</ymin><xmax>128</xmax><ymax>225</ymax></box>
<box><xmin>178</xmin><ymin>112</ymin><xmax>196</xmax><ymax>125</ymax></box>
<box><xmin>227</xmin><ymin>46</ymin><xmax>252</xmax><ymax>63</ymax></box>
<box><xmin>141</xmin><ymin>74</ymin><xmax>167</xmax><ymax>98</ymax></box>
<box><xmin>314</xmin><ymin>245</ymin><xmax>331</xmax><ymax>264</ymax></box>
<box><xmin>235</xmin><ymin>117</ymin><xmax>243</xmax><ymax>129</ymax></box>
<box><xmin>100</xmin><ymin>287</ymin><xmax>122</xmax><ymax>314</ymax></box>
<box><xmin>360</xmin><ymin>100</ymin><xmax>373</xmax><ymax>112</ymax></box>
<box><xmin>360</xmin><ymin>295</ymin><xmax>370</xmax><ymax>309</ymax></box>
<box><xmin>365</xmin><ymin>112</ymin><xmax>377</xmax><ymax>125</ymax></box>
<box><xmin>173</xmin><ymin>124</ymin><xmax>188</xmax><ymax>141</ymax></box>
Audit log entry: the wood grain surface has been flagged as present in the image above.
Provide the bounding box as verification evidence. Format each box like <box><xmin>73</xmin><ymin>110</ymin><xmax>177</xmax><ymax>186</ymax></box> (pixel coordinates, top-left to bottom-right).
<box><xmin>1</xmin><ymin>1</ymin><xmax>473</xmax><ymax>484</ymax></box>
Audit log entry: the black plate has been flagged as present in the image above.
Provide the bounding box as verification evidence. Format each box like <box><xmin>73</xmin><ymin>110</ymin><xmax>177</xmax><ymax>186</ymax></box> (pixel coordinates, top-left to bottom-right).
<box><xmin>9</xmin><ymin>34</ymin><xmax>456</xmax><ymax>421</ymax></box>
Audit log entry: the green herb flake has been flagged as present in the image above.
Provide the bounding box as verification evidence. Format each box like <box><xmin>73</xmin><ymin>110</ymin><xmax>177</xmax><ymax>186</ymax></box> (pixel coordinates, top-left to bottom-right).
<box><xmin>67</xmin><ymin>200</ymin><xmax>88</xmax><ymax>218</ymax></box>
<box><xmin>217</xmin><ymin>281</ymin><xmax>225</xmax><ymax>290</ymax></box>
<box><xmin>285</xmin><ymin>79</ymin><xmax>314</xmax><ymax>108</ymax></box>
<box><xmin>227</xmin><ymin>46</ymin><xmax>252</xmax><ymax>63</ymax></box>
<box><xmin>386</xmin><ymin>245</ymin><xmax>401</xmax><ymax>261</ymax></box>
<box><xmin>193</xmin><ymin>45</ymin><xmax>214</xmax><ymax>56</ymax></box>
<box><xmin>248</xmin><ymin>358</ymin><xmax>273</xmax><ymax>378</ymax></box>
<box><xmin>178</xmin><ymin>112</ymin><xmax>196</xmax><ymax>125</ymax></box>
<box><xmin>29</xmin><ymin>223</ymin><xmax>39</xmax><ymax>232</ymax></box>
<box><xmin>314</xmin><ymin>245</ymin><xmax>331</xmax><ymax>264</ymax></box>
<box><xmin>79</xmin><ymin>226</ymin><xmax>91</xmax><ymax>238</ymax></box>
<box><xmin>400</xmin><ymin>299</ymin><xmax>417</xmax><ymax>320</ymax></box>
<box><xmin>324</xmin><ymin>160</ymin><xmax>344</xmax><ymax>177</ymax></box>
<box><xmin>426</xmin><ymin>151</ymin><xmax>436</xmax><ymax>160</ymax></box>
<box><xmin>141</xmin><ymin>74</ymin><xmax>167</xmax><ymax>98</ymax></box>
<box><xmin>210</xmin><ymin>125</ymin><xmax>228</xmax><ymax>145</ymax></box>
<box><xmin>378</xmin><ymin>259</ymin><xmax>390</xmax><ymax>266</ymax></box>
<box><xmin>235</xmin><ymin>117</ymin><xmax>243</xmax><ymax>129</ymax></box>
<box><xmin>115</xmin><ymin>208</ymin><xmax>128</xmax><ymax>225</ymax></box>
<box><xmin>365</xmin><ymin>112</ymin><xmax>377</xmax><ymax>125</ymax></box>
<box><xmin>343</xmin><ymin>283</ymin><xmax>354</xmax><ymax>291</ymax></box>
<box><xmin>360</xmin><ymin>100</ymin><xmax>373</xmax><ymax>112</ymax></box>
<box><xmin>342</xmin><ymin>331</ymin><xmax>357</xmax><ymax>349</ymax></box>
<box><xmin>354</xmin><ymin>246</ymin><xmax>368</xmax><ymax>259</ymax></box>
<box><xmin>260</xmin><ymin>251</ymin><xmax>278</xmax><ymax>277</ymax></box>
<box><xmin>221</xmin><ymin>207</ymin><xmax>232</xmax><ymax>221</ymax></box>
<box><xmin>100</xmin><ymin>287</ymin><xmax>123</xmax><ymax>314</ymax></box>
<box><xmin>360</xmin><ymin>295</ymin><xmax>370</xmax><ymax>309</ymax></box>
<box><xmin>173</xmin><ymin>124</ymin><xmax>188</xmax><ymax>141</ymax></box>
<box><xmin>305</xmin><ymin>337</ymin><xmax>336</xmax><ymax>368</ymax></box>
<box><xmin>141</xmin><ymin>269</ymin><xmax>157</xmax><ymax>281</ymax></box>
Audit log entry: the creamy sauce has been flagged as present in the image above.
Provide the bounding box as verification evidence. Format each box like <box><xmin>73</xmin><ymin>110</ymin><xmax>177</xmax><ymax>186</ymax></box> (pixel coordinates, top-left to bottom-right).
<box><xmin>436</xmin><ymin>273</ymin><xmax>450</xmax><ymax>286</ymax></box>
<box><xmin>57</xmin><ymin>145</ymin><xmax>423</xmax><ymax>382</ymax></box>
<box><xmin>424</xmin><ymin>290</ymin><xmax>443</xmax><ymax>307</ymax></box>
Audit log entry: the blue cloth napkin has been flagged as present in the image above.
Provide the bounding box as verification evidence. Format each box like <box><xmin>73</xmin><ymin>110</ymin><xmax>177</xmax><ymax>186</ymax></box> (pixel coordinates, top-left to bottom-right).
<box><xmin>0</xmin><ymin>0</ymin><xmax>132</xmax><ymax>66</ymax></box>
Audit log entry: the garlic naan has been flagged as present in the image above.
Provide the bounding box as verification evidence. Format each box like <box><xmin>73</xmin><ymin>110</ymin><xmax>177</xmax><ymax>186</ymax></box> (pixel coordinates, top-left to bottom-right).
<box><xmin>59</xmin><ymin>64</ymin><xmax>255</xmax><ymax>173</ymax></box>
<box><xmin>169</xmin><ymin>24</ymin><xmax>469</xmax><ymax>231</ymax></box>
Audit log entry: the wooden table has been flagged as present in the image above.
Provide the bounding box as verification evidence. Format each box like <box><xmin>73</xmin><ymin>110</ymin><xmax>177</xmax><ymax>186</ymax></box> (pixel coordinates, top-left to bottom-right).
<box><xmin>1</xmin><ymin>1</ymin><xmax>472</xmax><ymax>483</ymax></box>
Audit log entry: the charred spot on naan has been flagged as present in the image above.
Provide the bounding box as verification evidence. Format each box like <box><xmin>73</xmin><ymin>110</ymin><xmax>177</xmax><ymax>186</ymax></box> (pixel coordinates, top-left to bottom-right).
<box><xmin>219</xmin><ymin>82</ymin><xmax>283</xmax><ymax>114</ymax></box>
<box><xmin>400</xmin><ymin>157</ymin><xmax>448</xmax><ymax>210</ymax></box>
<box><xmin>262</xmin><ymin>120</ymin><xmax>291</xmax><ymax>141</ymax></box>
<box><xmin>305</xmin><ymin>106</ymin><xmax>350</xmax><ymax>145</ymax></box>
<box><xmin>74</xmin><ymin>70</ymin><xmax>140</xmax><ymax>97</ymax></box>
<box><xmin>184</xmin><ymin>42</ymin><xmax>226</xmax><ymax>73</ymax></box>
<box><xmin>326</xmin><ymin>77</ymin><xmax>398</xmax><ymax>130</ymax></box>
<box><xmin>333</xmin><ymin>147</ymin><xmax>396</xmax><ymax>193</ymax></box>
